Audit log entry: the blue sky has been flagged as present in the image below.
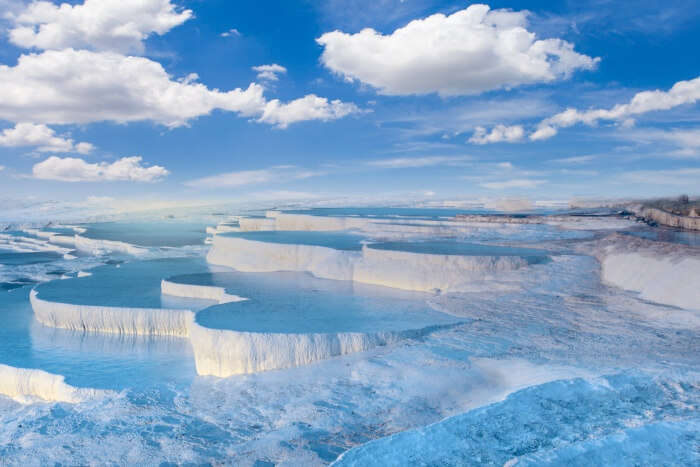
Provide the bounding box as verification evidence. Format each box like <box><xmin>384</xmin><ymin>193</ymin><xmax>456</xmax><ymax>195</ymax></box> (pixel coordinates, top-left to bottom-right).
<box><xmin>0</xmin><ymin>0</ymin><xmax>699</xmax><ymax>210</ymax></box>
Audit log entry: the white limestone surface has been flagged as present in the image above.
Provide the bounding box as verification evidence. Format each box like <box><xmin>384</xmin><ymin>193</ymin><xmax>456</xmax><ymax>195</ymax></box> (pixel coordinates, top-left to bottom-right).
<box><xmin>161</xmin><ymin>279</ymin><xmax>247</xmax><ymax>304</ymax></box>
<box><xmin>353</xmin><ymin>246</ymin><xmax>530</xmax><ymax>292</ymax></box>
<box><xmin>206</xmin><ymin>236</ymin><xmax>358</xmax><ymax>281</ymax></box>
<box><xmin>595</xmin><ymin>234</ymin><xmax>700</xmax><ymax>311</ymax></box>
<box><xmin>207</xmin><ymin>236</ymin><xmax>533</xmax><ymax>292</ymax></box>
<box><xmin>72</xmin><ymin>235</ymin><xmax>148</xmax><ymax>256</ymax></box>
<box><xmin>30</xmin><ymin>290</ymin><xmax>193</xmax><ymax>337</ymax></box>
<box><xmin>601</xmin><ymin>252</ymin><xmax>700</xmax><ymax>311</ymax></box>
<box><xmin>188</xmin><ymin>323</ymin><xmax>425</xmax><ymax>377</ymax></box>
<box><xmin>0</xmin><ymin>364</ymin><xmax>108</xmax><ymax>404</ymax></box>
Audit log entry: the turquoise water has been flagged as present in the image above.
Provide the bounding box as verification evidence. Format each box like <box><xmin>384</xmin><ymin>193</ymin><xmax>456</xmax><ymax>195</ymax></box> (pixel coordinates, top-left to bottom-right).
<box><xmin>220</xmin><ymin>232</ymin><xmax>555</xmax><ymax>260</ymax></box>
<box><xmin>171</xmin><ymin>271</ymin><xmax>462</xmax><ymax>334</ymax></box>
<box><xmin>282</xmin><ymin>207</ymin><xmax>495</xmax><ymax>219</ymax></box>
<box><xmin>35</xmin><ymin>257</ymin><xmax>209</xmax><ymax>308</ymax></box>
<box><xmin>0</xmin><ymin>216</ymin><xmax>697</xmax><ymax>464</ymax></box>
<box><xmin>221</xmin><ymin>230</ymin><xmax>365</xmax><ymax>250</ymax></box>
<box><xmin>0</xmin><ymin>250</ymin><xmax>63</xmax><ymax>265</ymax></box>
<box><xmin>81</xmin><ymin>221</ymin><xmax>208</xmax><ymax>247</ymax></box>
<box><xmin>280</xmin><ymin>207</ymin><xmax>591</xmax><ymax>219</ymax></box>
<box><xmin>367</xmin><ymin>240</ymin><xmax>550</xmax><ymax>257</ymax></box>
<box><xmin>0</xmin><ymin>287</ymin><xmax>195</xmax><ymax>391</ymax></box>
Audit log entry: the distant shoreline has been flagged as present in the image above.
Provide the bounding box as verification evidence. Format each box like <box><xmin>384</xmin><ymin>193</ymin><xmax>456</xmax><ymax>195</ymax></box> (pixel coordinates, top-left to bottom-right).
<box><xmin>628</xmin><ymin>205</ymin><xmax>700</xmax><ymax>231</ymax></box>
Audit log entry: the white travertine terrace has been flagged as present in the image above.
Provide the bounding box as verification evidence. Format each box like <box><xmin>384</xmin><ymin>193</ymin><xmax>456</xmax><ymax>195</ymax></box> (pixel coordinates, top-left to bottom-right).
<box><xmin>353</xmin><ymin>246</ymin><xmax>529</xmax><ymax>292</ymax></box>
<box><xmin>30</xmin><ymin>278</ymin><xmax>452</xmax><ymax>377</ymax></box>
<box><xmin>207</xmin><ymin>236</ymin><xmax>531</xmax><ymax>292</ymax></box>
<box><xmin>188</xmin><ymin>324</ymin><xmax>428</xmax><ymax>377</ymax></box>
<box><xmin>206</xmin><ymin>236</ymin><xmax>358</xmax><ymax>281</ymax></box>
<box><xmin>239</xmin><ymin>211</ymin><xmax>635</xmax><ymax>234</ymax></box>
<box><xmin>30</xmin><ymin>290</ymin><xmax>193</xmax><ymax>337</ymax></box>
<box><xmin>0</xmin><ymin>364</ymin><xmax>109</xmax><ymax>404</ymax></box>
<box><xmin>160</xmin><ymin>279</ymin><xmax>246</xmax><ymax>304</ymax></box>
<box><xmin>594</xmin><ymin>234</ymin><xmax>700</xmax><ymax>311</ymax></box>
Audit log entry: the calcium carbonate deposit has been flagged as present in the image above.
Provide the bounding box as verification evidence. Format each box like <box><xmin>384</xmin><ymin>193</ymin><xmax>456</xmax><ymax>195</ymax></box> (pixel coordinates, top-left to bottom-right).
<box><xmin>0</xmin><ymin>209</ymin><xmax>697</xmax><ymax>465</ymax></box>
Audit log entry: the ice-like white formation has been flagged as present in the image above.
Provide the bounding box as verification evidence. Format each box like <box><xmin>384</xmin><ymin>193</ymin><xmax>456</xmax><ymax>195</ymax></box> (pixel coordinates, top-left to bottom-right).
<box><xmin>353</xmin><ymin>246</ymin><xmax>529</xmax><ymax>292</ymax></box>
<box><xmin>545</xmin><ymin>216</ymin><xmax>636</xmax><ymax>231</ymax></box>
<box><xmin>189</xmin><ymin>324</ymin><xmax>426</xmax><ymax>377</ymax></box>
<box><xmin>0</xmin><ymin>233</ymin><xmax>73</xmax><ymax>255</ymax></box>
<box><xmin>161</xmin><ymin>279</ymin><xmax>246</xmax><ymax>304</ymax></box>
<box><xmin>72</xmin><ymin>235</ymin><xmax>148</xmax><ymax>256</ymax></box>
<box><xmin>594</xmin><ymin>234</ymin><xmax>700</xmax><ymax>311</ymax></box>
<box><xmin>243</xmin><ymin>212</ymin><xmax>634</xmax><ymax>235</ymax></box>
<box><xmin>0</xmin><ymin>364</ymin><xmax>106</xmax><ymax>404</ymax></box>
<box><xmin>206</xmin><ymin>224</ymin><xmax>241</xmax><ymax>235</ymax></box>
<box><xmin>207</xmin><ymin>236</ymin><xmax>358</xmax><ymax>281</ymax></box>
<box><xmin>207</xmin><ymin>237</ymin><xmax>532</xmax><ymax>292</ymax></box>
<box><xmin>602</xmin><ymin>253</ymin><xmax>700</xmax><ymax>310</ymax></box>
<box><xmin>47</xmin><ymin>234</ymin><xmax>77</xmax><ymax>246</ymax></box>
<box><xmin>14</xmin><ymin>231</ymin><xmax>148</xmax><ymax>256</ymax></box>
<box><xmin>601</xmin><ymin>254</ymin><xmax>700</xmax><ymax>311</ymax></box>
<box><xmin>30</xmin><ymin>283</ymin><xmax>442</xmax><ymax>376</ymax></box>
<box><xmin>239</xmin><ymin>217</ymin><xmax>276</xmax><ymax>231</ymax></box>
<box><xmin>30</xmin><ymin>290</ymin><xmax>193</xmax><ymax>337</ymax></box>
<box><xmin>22</xmin><ymin>229</ymin><xmax>55</xmax><ymax>239</ymax></box>
<box><xmin>271</xmin><ymin>213</ymin><xmax>370</xmax><ymax>231</ymax></box>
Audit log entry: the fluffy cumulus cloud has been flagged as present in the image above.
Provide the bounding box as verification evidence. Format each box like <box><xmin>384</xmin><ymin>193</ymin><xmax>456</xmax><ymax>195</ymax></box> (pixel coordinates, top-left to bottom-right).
<box><xmin>0</xmin><ymin>49</ymin><xmax>360</xmax><ymax>128</ymax></box>
<box><xmin>253</xmin><ymin>64</ymin><xmax>287</xmax><ymax>82</ymax></box>
<box><xmin>531</xmin><ymin>75</ymin><xmax>700</xmax><ymax>140</ymax></box>
<box><xmin>258</xmin><ymin>95</ymin><xmax>361</xmax><ymax>129</ymax></box>
<box><xmin>185</xmin><ymin>165</ymin><xmax>323</xmax><ymax>189</ymax></box>
<box><xmin>221</xmin><ymin>28</ymin><xmax>241</xmax><ymax>38</ymax></box>
<box><xmin>0</xmin><ymin>123</ymin><xmax>93</xmax><ymax>154</ymax></box>
<box><xmin>469</xmin><ymin>125</ymin><xmax>524</xmax><ymax>144</ymax></box>
<box><xmin>7</xmin><ymin>0</ymin><xmax>192</xmax><ymax>53</ymax></box>
<box><xmin>317</xmin><ymin>4</ymin><xmax>598</xmax><ymax>96</ymax></box>
<box><xmin>474</xmin><ymin>75</ymin><xmax>700</xmax><ymax>143</ymax></box>
<box><xmin>32</xmin><ymin>156</ymin><xmax>169</xmax><ymax>182</ymax></box>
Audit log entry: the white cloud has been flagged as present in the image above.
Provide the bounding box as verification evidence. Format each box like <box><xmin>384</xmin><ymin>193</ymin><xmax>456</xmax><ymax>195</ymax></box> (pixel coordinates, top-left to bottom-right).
<box><xmin>317</xmin><ymin>4</ymin><xmax>597</xmax><ymax>96</ymax></box>
<box><xmin>531</xmin><ymin>75</ymin><xmax>700</xmax><ymax>140</ymax></box>
<box><xmin>550</xmin><ymin>155</ymin><xmax>597</xmax><ymax>164</ymax></box>
<box><xmin>471</xmin><ymin>75</ymin><xmax>700</xmax><ymax>143</ymax></box>
<box><xmin>479</xmin><ymin>179</ymin><xmax>545</xmax><ymax>189</ymax></box>
<box><xmin>529</xmin><ymin>125</ymin><xmax>558</xmax><ymax>141</ymax></box>
<box><xmin>366</xmin><ymin>155</ymin><xmax>472</xmax><ymax>168</ymax></box>
<box><xmin>627</xmin><ymin>127</ymin><xmax>700</xmax><ymax>157</ymax></box>
<box><xmin>184</xmin><ymin>166</ymin><xmax>323</xmax><ymax>189</ymax></box>
<box><xmin>621</xmin><ymin>168</ymin><xmax>700</xmax><ymax>186</ymax></box>
<box><xmin>244</xmin><ymin>190</ymin><xmax>328</xmax><ymax>201</ymax></box>
<box><xmin>0</xmin><ymin>123</ymin><xmax>93</xmax><ymax>154</ymax></box>
<box><xmin>221</xmin><ymin>28</ymin><xmax>241</xmax><ymax>37</ymax></box>
<box><xmin>469</xmin><ymin>125</ymin><xmax>524</xmax><ymax>144</ymax></box>
<box><xmin>85</xmin><ymin>195</ymin><xmax>115</xmax><ymax>205</ymax></box>
<box><xmin>258</xmin><ymin>95</ymin><xmax>362</xmax><ymax>129</ymax></box>
<box><xmin>8</xmin><ymin>0</ymin><xmax>192</xmax><ymax>53</ymax></box>
<box><xmin>658</xmin><ymin>128</ymin><xmax>700</xmax><ymax>156</ymax></box>
<box><xmin>0</xmin><ymin>49</ymin><xmax>360</xmax><ymax>128</ymax></box>
<box><xmin>253</xmin><ymin>63</ymin><xmax>287</xmax><ymax>82</ymax></box>
<box><xmin>0</xmin><ymin>165</ymin><xmax>4</xmax><ymax>171</ymax></box>
<box><xmin>32</xmin><ymin>156</ymin><xmax>168</xmax><ymax>182</ymax></box>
